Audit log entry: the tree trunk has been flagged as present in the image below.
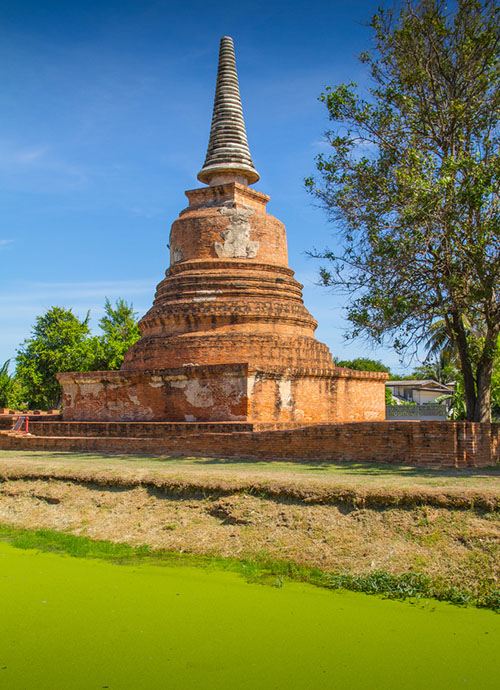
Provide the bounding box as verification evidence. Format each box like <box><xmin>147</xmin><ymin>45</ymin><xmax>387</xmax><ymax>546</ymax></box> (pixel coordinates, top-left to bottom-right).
<box><xmin>474</xmin><ymin>364</ymin><xmax>493</xmax><ymax>422</ymax></box>
<box><xmin>463</xmin><ymin>371</ymin><xmax>478</xmax><ymax>422</ymax></box>
<box><xmin>471</xmin><ymin>325</ymin><xmax>499</xmax><ymax>422</ymax></box>
<box><xmin>451</xmin><ymin>313</ymin><xmax>477</xmax><ymax>421</ymax></box>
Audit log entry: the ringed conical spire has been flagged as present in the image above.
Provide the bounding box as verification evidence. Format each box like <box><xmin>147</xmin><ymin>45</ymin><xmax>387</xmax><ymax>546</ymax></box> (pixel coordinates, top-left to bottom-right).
<box><xmin>198</xmin><ymin>36</ymin><xmax>259</xmax><ymax>186</ymax></box>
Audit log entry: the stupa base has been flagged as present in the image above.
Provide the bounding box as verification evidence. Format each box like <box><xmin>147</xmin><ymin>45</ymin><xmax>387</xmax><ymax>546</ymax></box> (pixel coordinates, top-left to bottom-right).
<box><xmin>58</xmin><ymin>363</ymin><xmax>386</xmax><ymax>424</ymax></box>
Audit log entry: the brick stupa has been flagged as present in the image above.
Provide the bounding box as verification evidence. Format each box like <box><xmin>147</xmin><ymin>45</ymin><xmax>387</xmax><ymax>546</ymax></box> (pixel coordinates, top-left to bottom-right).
<box><xmin>59</xmin><ymin>37</ymin><xmax>386</xmax><ymax>424</ymax></box>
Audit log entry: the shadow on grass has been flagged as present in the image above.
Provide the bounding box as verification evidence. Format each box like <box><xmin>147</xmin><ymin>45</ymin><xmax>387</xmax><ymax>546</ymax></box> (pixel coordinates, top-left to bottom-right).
<box><xmin>193</xmin><ymin>457</ymin><xmax>500</xmax><ymax>478</ymax></box>
<box><xmin>2</xmin><ymin>449</ymin><xmax>500</xmax><ymax>480</ymax></box>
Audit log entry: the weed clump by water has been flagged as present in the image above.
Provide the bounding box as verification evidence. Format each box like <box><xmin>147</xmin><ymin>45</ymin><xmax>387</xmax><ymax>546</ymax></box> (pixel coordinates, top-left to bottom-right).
<box><xmin>0</xmin><ymin>525</ymin><xmax>151</xmax><ymax>563</ymax></box>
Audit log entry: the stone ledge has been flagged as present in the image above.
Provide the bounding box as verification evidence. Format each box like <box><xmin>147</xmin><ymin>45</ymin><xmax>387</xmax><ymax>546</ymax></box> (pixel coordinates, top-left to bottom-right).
<box><xmin>58</xmin><ymin>362</ymin><xmax>388</xmax><ymax>384</ymax></box>
<box><xmin>165</xmin><ymin>259</ymin><xmax>295</xmax><ymax>277</ymax></box>
<box><xmin>183</xmin><ymin>182</ymin><xmax>270</xmax><ymax>211</ymax></box>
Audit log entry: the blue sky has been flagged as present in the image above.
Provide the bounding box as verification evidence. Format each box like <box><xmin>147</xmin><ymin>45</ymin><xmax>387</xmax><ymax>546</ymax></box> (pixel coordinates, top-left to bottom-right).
<box><xmin>1</xmin><ymin>0</ymin><xmax>412</xmax><ymax>374</ymax></box>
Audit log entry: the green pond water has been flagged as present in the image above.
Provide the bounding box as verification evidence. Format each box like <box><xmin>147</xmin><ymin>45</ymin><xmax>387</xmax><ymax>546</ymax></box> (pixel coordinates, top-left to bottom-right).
<box><xmin>0</xmin><ymin>542</ymin><xmax>499</xmax><ymax>690</ymax></box>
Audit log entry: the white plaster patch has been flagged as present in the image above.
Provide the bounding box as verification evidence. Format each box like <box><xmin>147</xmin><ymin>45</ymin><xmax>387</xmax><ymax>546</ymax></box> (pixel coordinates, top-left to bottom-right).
<box><xmin>105</xmin><ymin>398</ymin><xmax>154</xmax><ymax>419</ymax></box>
<box><xmin>78</xmin><ymin>383</ymin><xmax>103</xmax><ymax>397</ymax></box>
<box><xmin>171</xmin><ymin>378</ymin><xmax>214</xmax><ymax>408</ymax></box>
<box><xmin>64</xmin><ymin>383</ymin><xmax>80</xmax><ymax>407</ymax></box>
<box><xmin>185</xmin><ymin>414</ymin><xmax>196</xmax><ymax>422</ymax></box>
<box><xmin>215</xmin><ymin>203</ymin><xmax>258</xmax><ymax>258</ymax></box>
<box><xmin>149</xmin><ymin>382</ymin><xmax>163</xmax><ymax>388</ymax></box>
<box><xmin>277</xmin><ymin>378</ymin><xmax>293</xmax><ymax>409</ymax></box>
<box><xmin>220</xmin><ymin>376</ymin><xmax>245</xmax><ymax>399</ymax></box>
<box><xmin>247</xmin><ymin>374</ymin><xmax>256</xmax><ymax>398</ymax></box>
<box><xmin>192</xmin><ymin>296</ymin><xmax>217</xmax><ymax>302</ymax></box>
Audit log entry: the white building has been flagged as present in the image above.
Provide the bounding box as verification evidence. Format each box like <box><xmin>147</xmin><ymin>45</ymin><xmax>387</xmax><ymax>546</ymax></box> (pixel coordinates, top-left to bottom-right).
<box><xmin>386</xmin><ymin>380</ymin><xmax>454</xmax><ymax>405</ymax></box>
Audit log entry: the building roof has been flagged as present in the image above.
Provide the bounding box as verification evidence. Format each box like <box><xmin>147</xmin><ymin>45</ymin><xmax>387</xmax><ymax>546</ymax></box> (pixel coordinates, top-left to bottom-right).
<box><xmin>386</xmin><ymin>379</ymin><xmax>454</xmax><ymax>392</ymax></box>
<box><xmin>198</xmin><ymin>36</ymin><xmax>259</xmax><ymax>186</ymax></box>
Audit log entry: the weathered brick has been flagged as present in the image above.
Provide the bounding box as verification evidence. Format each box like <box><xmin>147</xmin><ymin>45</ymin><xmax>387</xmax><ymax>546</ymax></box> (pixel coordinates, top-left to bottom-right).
<box><xmin>1</xmin><ymin>421</ymin><xmax>499</xmax><ymax>468</ymax></box>
<box><xmin>57</xmin><ymin>182</ymin><xmax>387</xmax><ymax>424</ymax></box>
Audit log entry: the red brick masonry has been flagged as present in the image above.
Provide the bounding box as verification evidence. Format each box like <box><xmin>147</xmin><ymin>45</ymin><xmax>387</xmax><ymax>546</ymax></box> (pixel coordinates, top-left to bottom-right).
<box><xmin>57</xmin><ymin>364</ymin><xmax>386</xmax><ymax>424</ymax></box>
<box><xmin>1</xmin><ymin>421</ymin><xmax>499</xmax><ymax>468</ymax></box>
<box><xmin>57</xmin><ymin>182</ymin><xmax>388</xmax><ymax>424</ymax></box>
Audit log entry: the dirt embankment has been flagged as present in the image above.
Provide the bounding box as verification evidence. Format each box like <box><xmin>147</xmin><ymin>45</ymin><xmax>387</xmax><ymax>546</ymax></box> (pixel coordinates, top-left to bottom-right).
<box><xmin>1</xmin><ymin>458</ymin><xmax>500</xmax><ymax>599</ymax></box>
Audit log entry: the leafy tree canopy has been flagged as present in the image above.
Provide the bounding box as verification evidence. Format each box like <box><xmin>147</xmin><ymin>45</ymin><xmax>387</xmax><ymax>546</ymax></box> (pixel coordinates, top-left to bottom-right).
<box><xmin>410</xmin><ymin>355</ymin><xmax>459</xmax><ymax>384</ymax></box>
<box><xmin>14</xmin><ymin>299</ymin><xmax>141</xmax><ymax>410</ymax></box>
<box><xmin>335</xmin><ymin>357</ymin><xmax>391</xmax><ymax>373</ymax></box>
<box><xmin>0</xmin><ymin>360</ymin><xmax>13</xmax><ymax>408</ymax></box>
<box><xmin>0</xmin><ymin>360</ymin><xmax>25</xmax><ymax>409</ymax></box>
<box><xmin>306</xmin><ymin>0</ymin><xmax>500</xmax><ymax>421</ymax></box>
<box><xmin>385</xmin><ymin>387</ymin><xmax>395</xmax><ymax>404</ymax></box>
<box><xmin>16</xmin><ymin>307</ymin><xmax>94</xmax><ymax>409</ymax></box>
<box><xmin>92</xmin><ymin>298</ymin><xmax>141</xmax><ymax>371</ymax></box>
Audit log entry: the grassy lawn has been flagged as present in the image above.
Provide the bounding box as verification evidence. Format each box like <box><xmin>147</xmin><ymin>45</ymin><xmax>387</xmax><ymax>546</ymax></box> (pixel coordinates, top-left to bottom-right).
<box><xmin>1</xmin><ymin>449</ymin><xmax>500</xmax><ymax>492</ymax></box>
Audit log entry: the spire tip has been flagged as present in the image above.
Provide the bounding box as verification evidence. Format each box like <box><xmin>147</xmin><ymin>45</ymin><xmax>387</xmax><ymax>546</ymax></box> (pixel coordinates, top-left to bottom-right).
<box><xmin>198</xmin><ymin>37</ymin><xmax>259</xmax><ymax>186</ymax></box>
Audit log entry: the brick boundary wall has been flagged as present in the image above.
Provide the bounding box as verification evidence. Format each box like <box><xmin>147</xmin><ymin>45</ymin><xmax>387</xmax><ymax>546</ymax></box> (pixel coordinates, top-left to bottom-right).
<box><xmin>1</xmin><ymin>421</ymin><xmax>499</xmax><ymax>468</ymax></box>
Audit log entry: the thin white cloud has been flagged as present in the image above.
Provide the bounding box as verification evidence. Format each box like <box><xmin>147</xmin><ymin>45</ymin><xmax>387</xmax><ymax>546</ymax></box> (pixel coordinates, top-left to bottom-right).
<box><xmin>12</xmin><ymin>146</ymin><xmax>48</xmax><ymax>165</ymax></box>
<box><xmin>0</xmin><ymin>281</ymin><xmax>153</xmax><ymax>316</ymax></box>
<box><xmin>0</xmin><ymin>279</ymin><xmax>156</xmax><ymax>362</ymax></box>
<box><xmin>28</xmin><ymin>279</ymin><xmax>154</xmax><ymax>299</ymax></box>
<box><xmin>0</xmin><ymin>140</ymin><xmax>90</xmax><ymax>188</ymax></box>
<box><xmin>0</xmin><ymin>239</ymin><xmax>14</xmax><ymax>249</ymax></box>
<box><xmin>0</xmin><ymin>141</ymin><xmax>48</xmax><ymax>169</ymax></box>
<box><xmin>309</xmin><ymin>138</ymin><xmax>331</xmax><ymax>152</ymax></box>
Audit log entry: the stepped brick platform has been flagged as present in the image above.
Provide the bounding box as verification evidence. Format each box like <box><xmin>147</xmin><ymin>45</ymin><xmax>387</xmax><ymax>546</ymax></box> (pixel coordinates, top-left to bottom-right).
<box><xmin>120</xmin><ymin>185</ymin><xmax>333</xmax><ymax>373</ymax></box>
<box><xmin>1</xmin><ymin>422</ymin><xmax>499</xmax><ymax>468</ymax></box>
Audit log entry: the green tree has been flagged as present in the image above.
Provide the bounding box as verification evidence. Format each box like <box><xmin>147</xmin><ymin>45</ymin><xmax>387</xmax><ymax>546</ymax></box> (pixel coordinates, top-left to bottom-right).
<box><xmin>435</xmin><ymin>376</ymin><xmax>467</xmax><ymax>419</ymax></box>
<box><xmin>490</xmin><ymin>364</ymin><xmax>500</xmax><ymax>418</ymax></box>
<box><xmin>14</xmin><ymin>299</ymin><xmax>141</xmax><ymax>409</ymax></box>
<box><xmin>0</xmin><ymin>360</ymin><xmax>23</xmax><ymax>409</ymax></box>
<box><xmin>424</xmin><ymin>319</ymin><xmax>461</xmax><ymax>363</ymax></box>
<box><xmin>15</xmin><ymin>307</ymin><xmax>94</xmax><ymax>410</ymax></box>
<box><xmin>306</xmin><ymin>0</ymin><xmax>500</xmax><ymax>422</ymax></box>
<box><xmin>92</xmin><ymin>298</ymin><xmax>141</xmax><ymax>370</ymax></box>
<box><xmin>411</xmin><ymin>354</ymin><xmax>458</xmax><ymax>384</ymax></box>
<box><xmin>0</xmin><ymin>360</ymin><xmax>12</xmax><ymax>408</ymax></box>
<box><xmin>335</xmin><ymin>357</ymin><xmax>391</xmax><ymax>373</ymax></box>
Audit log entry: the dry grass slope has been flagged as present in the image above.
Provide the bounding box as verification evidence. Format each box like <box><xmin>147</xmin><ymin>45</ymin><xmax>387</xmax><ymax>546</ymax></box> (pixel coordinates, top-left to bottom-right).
<box><xmin>1</xmin><ymin>450</ymin><xmax>499</xmax><ymax>604</ymax></box>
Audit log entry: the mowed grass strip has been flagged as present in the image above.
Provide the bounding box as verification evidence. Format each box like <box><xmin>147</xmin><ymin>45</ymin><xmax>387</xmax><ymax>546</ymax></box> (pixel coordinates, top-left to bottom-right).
<box><xmin>1</xmin><ymin>449</ymin><xmax>500</xmax><ymax>509</ymax></box>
